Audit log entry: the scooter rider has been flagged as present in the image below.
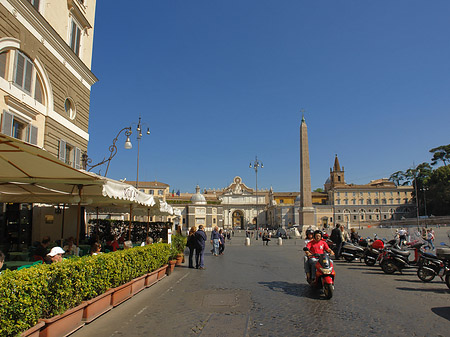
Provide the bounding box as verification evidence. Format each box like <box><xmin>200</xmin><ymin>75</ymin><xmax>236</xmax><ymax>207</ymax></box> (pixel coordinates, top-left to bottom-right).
<box><xmin>305</xmin><ymin>230</ymin><xmax>335</xmax><ymax>282</ymax></box>
<box><xmin>303</xmin><ymin>229</ymin><xmax>315</xmax><ymax>278</ymax></box>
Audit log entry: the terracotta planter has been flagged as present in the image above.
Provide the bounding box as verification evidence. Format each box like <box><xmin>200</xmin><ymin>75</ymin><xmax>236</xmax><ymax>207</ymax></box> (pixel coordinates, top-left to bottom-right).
<box><xmin>167</xmin><ymin>260</ymin><xmax>176</xmax><ymax>275</ymax></box>
<box><xmin>39</xmin><ymin>302</ymin><xmax>87</xmax><ymax>337</ymax></box>
<box><xmin>82</xmin><ymin>289</ymin><xmax>114</xmax><ymax>323</ymax></box>
<box><xmin>157</xmin><ymin>265</ymin><xmax>168</xmax><ymax>280</ymax></box>
<box><xmin>145</xmin><ymin>270</ymin><xmax>158</xmax><ymax>288</ymax></box>
<box><xmin>110</xmin><ymin>280</ymin><xmax>133</xmax><ymax>307</ymax></box>
<box><xmin>20</xmin><ymin>321</ymin><xmax>45</xmax><ymax>337</ymax></box>
<box><xmin>175</xmin><ymin>254</ymin><xmax>184</xmax><ymax>266</ymax></box>
<box><xmin>131</xmin><ymin>274</ymin><xmax>146</xmax><ymax>295</ymax></box>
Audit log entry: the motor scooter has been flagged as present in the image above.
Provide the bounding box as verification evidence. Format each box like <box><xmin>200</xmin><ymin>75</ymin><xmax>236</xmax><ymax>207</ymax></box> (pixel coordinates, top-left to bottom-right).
<box><xmin>380</xmin><ymin>241</ymin><xmax>425</xmax><ymax>274</ymax></box>
<box><xmin>340</xmin><ymin>241</ymin><xmax>365</xmax><ymax>262</ymax></box>
<box><xmin>304</xmin><ymin>250</ymin><xmax>336</xmax><ymax>299</ymax></box>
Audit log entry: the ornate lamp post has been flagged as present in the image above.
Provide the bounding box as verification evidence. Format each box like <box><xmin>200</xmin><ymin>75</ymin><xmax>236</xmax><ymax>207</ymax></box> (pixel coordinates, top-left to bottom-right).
<box><xmin>133</xmin><ymin>117</ymin><xmax>150</xmax><ymax>188</ymax></box>
<box><xmin>82</xmin><ymin>126</ymin><xmax>133</xmax><ymax>175</ymax></box>
<box><xmin>249</xmin><ymin>156</ymin><xmax>263</xmax><ymax>231</ymax></box>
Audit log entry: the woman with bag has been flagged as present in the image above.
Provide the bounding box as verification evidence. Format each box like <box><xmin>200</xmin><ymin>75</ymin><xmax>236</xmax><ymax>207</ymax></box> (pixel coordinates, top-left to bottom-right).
<box><xmin>186</xmin><ymin>226</ymin><xmax>197</xmax><ymax>268</ymax></box>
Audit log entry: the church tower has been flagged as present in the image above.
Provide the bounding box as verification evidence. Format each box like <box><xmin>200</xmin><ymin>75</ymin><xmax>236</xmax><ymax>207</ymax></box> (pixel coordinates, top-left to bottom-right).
<box><xmin>330</xmin><ymin>155</ymin><xmax>345</xmax><ymax>186</ymax></box>
<box><xmin>299</xmin><ymin>115</ymin><xmax>315</xmax><ymax>228</ymax></box>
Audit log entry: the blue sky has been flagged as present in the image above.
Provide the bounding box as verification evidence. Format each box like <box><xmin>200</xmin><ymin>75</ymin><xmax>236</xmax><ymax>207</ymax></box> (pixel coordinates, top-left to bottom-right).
<box><xmin>88</xmin><ymin>0</ymin><xmax>450</xmax><ymax>193</ymax></box>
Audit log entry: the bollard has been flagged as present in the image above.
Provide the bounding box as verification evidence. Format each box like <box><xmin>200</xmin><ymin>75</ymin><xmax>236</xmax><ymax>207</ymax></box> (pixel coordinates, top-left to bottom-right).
<box><xmin>278</xmin><ymin>237</ymin><xmax>282</xmax><ymax>245</ymax></box>
<box><xmin>245</xmin><ymin>237</ymin><xmax>250</xmax><ymax>246</ymax></box>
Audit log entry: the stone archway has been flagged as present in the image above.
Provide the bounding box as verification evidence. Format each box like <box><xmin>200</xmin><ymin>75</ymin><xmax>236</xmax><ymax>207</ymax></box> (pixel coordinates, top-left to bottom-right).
<box><xmin>232</xmin><ymin>210</ymin><xmax>244</xmax><ymax>229</ymax></box>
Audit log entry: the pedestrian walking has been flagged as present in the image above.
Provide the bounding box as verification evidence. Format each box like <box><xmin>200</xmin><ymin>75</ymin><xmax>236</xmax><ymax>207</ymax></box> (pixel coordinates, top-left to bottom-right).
<box><xmin>186</xmin><ymin>226</ymin><xmax>197</xmax><ymax>268</ymax></box>
<box><xmin>194</xmin><ymin>225</ymin><xmax>207</xmax><ymax>269</ymax></box>
<box><xmin>425</xmin><ymin>229</ymin><xmax>435</xmax><ymax>250</ymax></box>
<box><xmin>219</xmin><ymin>229</ymin><xmax>225</xmax><ymax>255</ymax></box>
<box><xmin>210</xmin><ymin>226</ymin><xmax>220</xmax><ymax>256</ymax></box>
<box><xmin>330</xmin><ymin>224</ymin><xmax>343</xmax><ymax>259</ymax></box>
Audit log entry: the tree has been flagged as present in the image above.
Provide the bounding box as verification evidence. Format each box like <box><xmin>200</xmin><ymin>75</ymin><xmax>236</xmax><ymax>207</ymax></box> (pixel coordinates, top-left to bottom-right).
<box><xmin>426</xmin><ymin>165</ymin><xmax>450</xmax><ymax>216</ymax></box>
<box><xmin>429</xmin><ymin>144</ymin><xmax>450</xmax><ymax>166</ymax></box>
<box><xmin>314</xmin><ymin>188</ymin><xmax>324</xmax><ymax>193</ymax></box>
<box><xmin>389</xmin><ymin>171</ymin><xmax>407</xmax><ymax>186</ymax></box>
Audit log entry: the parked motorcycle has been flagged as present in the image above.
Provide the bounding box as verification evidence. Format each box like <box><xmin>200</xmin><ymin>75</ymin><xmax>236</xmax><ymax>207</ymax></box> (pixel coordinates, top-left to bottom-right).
<box><xmin>364</xmin><ymin>239</ymin><xmax>398</xmax><ymax>266</ymax></box>
<box><xmin>416</xmin><ymin>250</ymin><xmax>449</xmax><ymax>283</ymax></box>
<box><xmin>380</xmin><ymin>241</ymin><xmax>425</xmax><ymax>274</ymax></box>
<box><xmin>306</xmin><ymin>252</ymin><xmax>336</xmax><ymax>299</ymax></box>
<box><xmin>340</xmin><ymin>241</ymin><xmax>366</xmax><ymax>262</ymax></box>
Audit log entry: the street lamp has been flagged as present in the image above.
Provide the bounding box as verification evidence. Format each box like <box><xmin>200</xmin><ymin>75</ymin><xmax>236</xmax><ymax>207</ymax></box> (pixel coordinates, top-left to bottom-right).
<box><xmin>249</xmin><ymin>156</ymin><xmax>263</xmax><ymax>231</ymax></box>
<box><xmin>83</xmin><ymin>126</ymin><xmax>133</xmax><ymax>176</ymax></box>
<box><xmin>420</xmin><ymin>187</ymin><xmax>429</xmax><ymax>217</ymax></box>
<box><xmin>132</xmin><ymin>117</ymin><xmax>150</xmax><ymax>188</ymax></box>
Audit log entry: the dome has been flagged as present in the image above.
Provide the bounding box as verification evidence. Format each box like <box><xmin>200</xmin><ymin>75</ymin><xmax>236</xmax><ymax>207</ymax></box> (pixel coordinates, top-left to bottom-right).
<box><xmin>325</xmin><ymin>177</ymin><xmax>331</xmax><ymax>185</ymax></box>
<box><xmin>191</xmin><ymin>185</ymin><xmax>207</xmax><ymax>205</ymax></box>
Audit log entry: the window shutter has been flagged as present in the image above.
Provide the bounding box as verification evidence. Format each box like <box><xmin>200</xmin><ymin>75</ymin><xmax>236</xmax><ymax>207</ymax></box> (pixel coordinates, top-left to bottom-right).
<box><xmin>29</xmin><ymin>125</ymin><xmax>38</xmax><ymax>145</ymax></box>
<box><xmin>1</xmin><ymin>111</ymin><xmax>13</xmax><ymax>136</ymax></box>
<box><xmin>15</xmin><ymin>52</ymin><xmax>25</xmax><ymax>87</ymax></box>
<box><xmin>74</xmin><ymin>147</ymin><xmax>81</xmax><ymax>169</ymax></box>
<box><xmin>24</xmin><ymin>58</ymin><xmax>33</xmax><ymax>93</ymax></box>
<box><xmin>59</xmin><ymin>139</ymin><xmax>66</xmax><ymax>162</ymax></box>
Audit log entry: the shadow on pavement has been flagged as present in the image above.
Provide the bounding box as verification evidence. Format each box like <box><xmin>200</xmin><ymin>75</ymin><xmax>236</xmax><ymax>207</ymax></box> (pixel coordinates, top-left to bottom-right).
<box><xmin>431</xmin><ymin>307</ymin><xmax>450</xmax><ymax>321</ymax></box>
<box><xmin>396</xmin><ymin>287</ymin><xmax>450</xmax><ymax>294</ymax></box>
<box><xmin>258</xmin><ymin>281</ymin><xmax>319</xmax><ymax>299</ymax></box>
<box><xmin>394</xmin><ymin>279</ymin><xmax>425</xmax><ymax>283</ymax></box>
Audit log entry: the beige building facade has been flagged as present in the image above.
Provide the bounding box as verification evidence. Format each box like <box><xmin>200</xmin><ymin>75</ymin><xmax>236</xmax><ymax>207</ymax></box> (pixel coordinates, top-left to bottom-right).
<box><xmin>0</xmin><ymin>0</ymin><xmax>97</xmax><ymax>167</ymax></box>
<box><xmin>0</xmin><ymin>0</ymin><xmax>98</xmax><ymax>248</ymax></box>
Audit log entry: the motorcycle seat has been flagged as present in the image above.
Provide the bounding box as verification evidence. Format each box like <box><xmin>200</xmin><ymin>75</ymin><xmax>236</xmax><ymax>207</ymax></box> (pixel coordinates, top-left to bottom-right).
<box><xmin>422</xmin><ymin>252</ymin><xmax>438</xmax><ymax>259</ymax></box>
<box><xmin>390</xmin><ymin>248</ymin><xmax>410</xmax><ymax>257</ymax></box>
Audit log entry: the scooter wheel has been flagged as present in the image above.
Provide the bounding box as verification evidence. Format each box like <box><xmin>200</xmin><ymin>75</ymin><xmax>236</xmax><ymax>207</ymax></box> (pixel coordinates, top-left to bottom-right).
<box><xmin>445</xmin><ymin>274</ymin><xmax>450</xmax><ymax>290</ymax></box>
<box><xmin>344</xmin><ymin>256</ymin><xmax>354</xmax><ymax>263</ymax></box>
<box><xmin>323</xmin><ymin>283</ymin><xmax>334</xmax><ymax>299</ymax></box>
<box><xmin>380</xmin><ymin>261</ymin><xmax>396</xmax><ymax>274</ymax></box>
<box><xmin>364</xmin><ymin>255</ymin><xmax>376</xmax><ymax>266</ymax></box>
<box><xmin>417</xmin><ymin>267</ymin><xmax>435</xmax><ymax>282</ymax></box>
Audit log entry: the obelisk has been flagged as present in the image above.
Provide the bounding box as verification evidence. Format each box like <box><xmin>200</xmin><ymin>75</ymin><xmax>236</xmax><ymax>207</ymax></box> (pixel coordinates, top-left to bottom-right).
<box><xmin>299</xmin><ymin>114</ymin><xmax>315</xmax><ymax>229</ymax></box>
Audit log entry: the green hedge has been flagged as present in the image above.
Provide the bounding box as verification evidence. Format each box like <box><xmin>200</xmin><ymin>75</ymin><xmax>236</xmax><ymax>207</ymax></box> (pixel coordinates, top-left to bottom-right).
<box><xmin>0</xmin><ymin>243</ymin><xmax>170</xmax><ymax>337</ymax></box>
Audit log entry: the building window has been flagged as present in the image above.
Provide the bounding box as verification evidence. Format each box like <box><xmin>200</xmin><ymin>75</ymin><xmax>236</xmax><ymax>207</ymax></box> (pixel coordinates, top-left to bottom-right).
<box><xmin>352</xmin><ymin>192</ymin><xmax>356</xmax><ymax>197</ymax></box>
<box><xmin>344</xmin><ymin>199</ymin><xmax>348</xmax><ymax>205</ymax></box>
<box><xmin>337</xmin><ymin>215</ymin><xmax>341</xmax><ymax>220</ymax></box>
<box><xmin>158</xmin><ymin>190</ymin><xmax>164</xmax><ymax>195</ymax></box>
<box><xmin>359</xmin><ymin>199</ymin><xmax>364</xmax><ymax>205</ymax></box>
<box><xmin>336</xmin><ymin>192</ymin><xmax>340</xmax><ymax>197</ymax></box>
<box><xmin>0</xmin><ymin>52</ymin><xmax>7</xmax><ymax>79</ymax></box>
<box><xmin>14</xmin><ymin>51</ymin><xmax>34</xmax><ymax>93</ymax></box>
<box><xmin>367</xmin><ymin>199</ymin><xmax>372</xmax><ymax>205</ymax></box>
<box><xmin>397</xmin><ymin>198</ymin><xmax>401</xmax><ymax>204</ymax></box>
<box><xmin>280</xmin><ymin>199</ymin><xmax>284</xmax><ymax>204</ymax></box>
<box><xmin>1</xmin><ymin>111</ymin><xmax>38</xmax><ymax>145</ymax></box>
<box><xmin>352</xmin><ymin>199</ymin><xmax>356</xmax><ymax>205</ymax></box>
<box><xmin>345</xmin><ymin>192</ymin><xmax>348</xmax><ymax>197</ymax></box>
<box><xmin>374</xmin><ymin>199</ymin><xmax>379</xmax><ymax>204</ymax></box>
<box><xmin>64</xmin><ymin>98</ymin><xmax>76</xmax><ymax>120</ymax></box>
<box><xmin>149</xmin><ymin>190</ymin><xmax>154</xmax><ymax>195</ymax></box>
<box><xmin>336</xmin><ymin>199</ymin><xmax>340</xmax><ymax>205</ymax></box>
<box><xmin>70</xmin><ymin>19</ymin><xmax>82</xmax><ymax>56</ymax></box>
<box><xmin>58</xmin><ymin>139</ymin><xmax>81</xmax><ymax>168</ymax></box>
<box><xmin>353</xmin><ymin>215</ymin><xmax>357</xmax><ymax>220</ymax></box>
<box><xmin>213</xmin><ymin>218</ymin><xmax>216</xmax><ymax>224</ymax></box>
<box><xmin>28</xmin><ymin>0</ymin><xmax>40</xmax><ymax>11</ymax></box>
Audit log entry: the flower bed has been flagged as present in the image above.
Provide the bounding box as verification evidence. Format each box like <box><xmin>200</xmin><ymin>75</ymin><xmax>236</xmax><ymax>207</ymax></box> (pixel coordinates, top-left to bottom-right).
<box><xmin>0</xmin><ymin>243</ymin><xmax>170</xmax><ymax>337</ymax></box>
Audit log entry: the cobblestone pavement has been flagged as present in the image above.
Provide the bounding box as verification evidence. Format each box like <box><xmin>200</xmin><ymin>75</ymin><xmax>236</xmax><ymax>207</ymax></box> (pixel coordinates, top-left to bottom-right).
<box><xmin>73</xmin><ymin>234</ymin><xmax>450</xmax><ymax>337</ymax></box>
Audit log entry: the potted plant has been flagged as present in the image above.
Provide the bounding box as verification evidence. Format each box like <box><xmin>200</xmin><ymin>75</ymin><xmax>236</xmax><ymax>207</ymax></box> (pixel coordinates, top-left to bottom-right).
<box><xmin>167</xmin><ymin>247</ymin><xmax>178</xmax><ymax>275</ymax></box>
<box><xmin>172</xmin><ymin>234</ymin><xmax>187</xmax><ymax>266</ymax></box>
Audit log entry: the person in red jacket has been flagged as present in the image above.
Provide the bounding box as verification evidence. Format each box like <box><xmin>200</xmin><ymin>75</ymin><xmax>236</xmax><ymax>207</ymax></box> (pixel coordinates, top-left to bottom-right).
<box><xmin>305</xmin><ymin>230</ymin><xmax>334</xmax><ymax>281</ymax></box>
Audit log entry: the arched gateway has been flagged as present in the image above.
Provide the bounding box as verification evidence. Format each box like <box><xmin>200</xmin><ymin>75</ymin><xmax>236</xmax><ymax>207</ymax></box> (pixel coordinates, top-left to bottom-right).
<box><xmin>232</xmin><ymin>210</ymin><xmax>244</xmax><ymax>229</ymax></box>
